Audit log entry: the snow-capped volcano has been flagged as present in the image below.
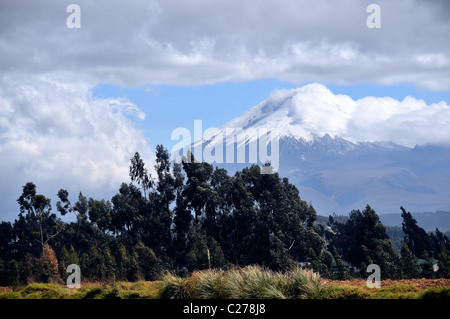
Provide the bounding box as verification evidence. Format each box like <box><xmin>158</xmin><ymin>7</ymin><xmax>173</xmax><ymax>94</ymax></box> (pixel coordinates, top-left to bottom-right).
<box><xmin>186</xmin><ymin>83</ymin><xmax>450</xmax><ymax>215</ymax></box>
<box><xmin>214</xmin><ymin>82</ymin><xmax>450</xmax><ymax>148</ymax></box>
<box><xmin>219</xmin><ymin>83</ymin><xmax>356</xmax><ymax>143</ymax></box>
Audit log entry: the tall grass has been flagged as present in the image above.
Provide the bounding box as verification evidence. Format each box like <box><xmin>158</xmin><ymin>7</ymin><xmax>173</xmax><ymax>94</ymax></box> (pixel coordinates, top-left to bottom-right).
<box><xmin>0</xmin><ymin>277</ymin><xmax>448</xmax><ymax>299</ymax></box>
<box><xmin>158</xmin><ymin>272</ymin><xmax>190</xmax><ymax>299</ymax></box>
<box><xmin>189</xmin><ymin>269</ymin><xmax>233</xmax><ymax>299</ymax></box>
<box><xmin>158</xmin><ymin>265</ymin><xmax>325</xmax><ymax>299</ymax></box>
<box><xmin>285</xmin><ymin>267</ymin><xmax>324</xmax><ymax>299</ymax></box>
<box><xmin>225</xmin><ymin>266</ymin><xmax>289</xmax><ymax>299</ymax></box>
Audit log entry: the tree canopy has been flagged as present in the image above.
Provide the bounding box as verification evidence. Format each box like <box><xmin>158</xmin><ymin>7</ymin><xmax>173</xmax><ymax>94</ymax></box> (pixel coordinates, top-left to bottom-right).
<box><xmin>0</xmin><ymin>144</ymin><xmax>449</xmax><ymax>285</ymax></box>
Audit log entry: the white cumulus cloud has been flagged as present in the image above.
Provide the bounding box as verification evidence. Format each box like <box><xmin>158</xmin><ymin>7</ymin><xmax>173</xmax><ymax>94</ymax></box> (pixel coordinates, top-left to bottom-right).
<box><xmin>225</xmin><ymin>83</ymin><xmax>450</xmax><ymax>147</ymax></box>
<box><xmin>0</xmin><ymin>74</ymin><xmax>154</xmax><ymax>221</ymax></box>
<box><xmin>275</xmin><ymin>84</ymin><xmax>450</xmax><ymax>147</ymax></box>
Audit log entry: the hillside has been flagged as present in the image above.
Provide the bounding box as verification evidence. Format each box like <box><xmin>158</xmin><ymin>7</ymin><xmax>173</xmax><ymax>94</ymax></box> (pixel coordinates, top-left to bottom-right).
<box><xmin>379</xmin><ymin>211</ymin><xmax>450</xmax><ymax>232</ymax></box>
<box><xmin>316</xmin><ymin>211</ymin><xmax>450</xmax><ymax>251</ymax></box>
<box><xmin>317</xmin><ymin>211</ymin><xmax>450</xmax><ymax>232</ymax></box>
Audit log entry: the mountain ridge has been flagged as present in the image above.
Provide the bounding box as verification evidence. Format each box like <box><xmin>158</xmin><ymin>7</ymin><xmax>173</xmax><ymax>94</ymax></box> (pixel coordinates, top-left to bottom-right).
<box><xmin>185</xmin><ymin>83</ymin><xmax>450</xmax><ymax>215</ymax></box>
<box><xmin>378</xmin><ymin>210</ymin><xmax>450</xmax><ymax>232</ymax></box>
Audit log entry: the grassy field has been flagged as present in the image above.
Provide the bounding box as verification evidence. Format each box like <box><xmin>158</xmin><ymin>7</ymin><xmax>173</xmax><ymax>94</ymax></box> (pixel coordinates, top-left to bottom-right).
<box><xmin>1</xmin><ymin>266</ymin><xmax>449</xmax><ymax>299</ymax></box>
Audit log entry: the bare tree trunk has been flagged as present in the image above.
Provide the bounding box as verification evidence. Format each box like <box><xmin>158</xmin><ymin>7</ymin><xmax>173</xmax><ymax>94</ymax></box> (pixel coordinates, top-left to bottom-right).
<box><xmin>207</xmin><ymin>247</ymin><xmax>211</xmax><ymax>270</ymax></box>
<box><xmin>39</xmin><ymin>208</ymin><xmax>44</xmax><ymax>252</ymax></box>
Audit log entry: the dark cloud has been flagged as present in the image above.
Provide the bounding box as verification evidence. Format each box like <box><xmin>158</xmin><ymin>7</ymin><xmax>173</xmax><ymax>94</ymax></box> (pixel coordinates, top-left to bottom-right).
<box><xmin>0</xmin><ymin>0</ymin><xmax>448</xmax><ymax>88</ymax></box>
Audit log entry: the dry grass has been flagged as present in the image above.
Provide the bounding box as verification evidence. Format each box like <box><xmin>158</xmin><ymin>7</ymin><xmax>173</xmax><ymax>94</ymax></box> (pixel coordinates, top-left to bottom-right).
<box><xmin>0</xmin><ymin>281</ymin><xmax>162</xmax><ymax>299</ymax></box>
<box><xmin>1</xmin><ymin>272</ymin><xmax>449</xmax><ymax>299</ymax></box>
<box><xmin>321</xmin><ymin>278</ymin><xmax>450</xmax><ymax>299</ymax></box>
<box><xmin>158</xmin><ymin>265</ymin><xmax>324</xmax><ymax>299</ymax></box>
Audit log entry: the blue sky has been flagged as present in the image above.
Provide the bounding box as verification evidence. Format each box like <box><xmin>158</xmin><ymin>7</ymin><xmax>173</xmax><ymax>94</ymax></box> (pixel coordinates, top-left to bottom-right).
<box><xmin>92</xmin><ymin>79</ymin><xmax>297</xmax><ymax>149</ymax></box>
<box><xmin>92</xmin><ymin>80</ymin><xmax>450</xmax><ymax>151</ymax></box>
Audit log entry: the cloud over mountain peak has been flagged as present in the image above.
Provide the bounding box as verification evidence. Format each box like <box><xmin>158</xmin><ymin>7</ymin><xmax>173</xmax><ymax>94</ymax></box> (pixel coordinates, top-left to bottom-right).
<box><xmin>223</xmin><ymin>83</ymin><xmax>450</xmax><ymax>147</ymax></box>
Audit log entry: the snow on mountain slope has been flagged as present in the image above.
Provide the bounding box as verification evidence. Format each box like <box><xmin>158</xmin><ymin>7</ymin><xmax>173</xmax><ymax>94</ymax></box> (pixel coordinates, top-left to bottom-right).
<box><xmin>215</xmin><ymin>83</ymin><xmax>356</xmax><ymax>143</ymax></box>
<box><xmin>209</xmin><ymin>82</ymin><xmax>450</xmax><ymax>148</ymax></box>
<box><xmin>188</xmin><ymin>83</ymin><xmax>450</xmax><ymax>215</ymax></box>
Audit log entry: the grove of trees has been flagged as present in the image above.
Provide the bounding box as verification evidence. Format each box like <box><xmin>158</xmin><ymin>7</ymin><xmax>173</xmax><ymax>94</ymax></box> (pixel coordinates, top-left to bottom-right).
<box><xmin>1</xmin><ymin>145</ymin><xmax>449</xmax><ymax>285</ymax></box>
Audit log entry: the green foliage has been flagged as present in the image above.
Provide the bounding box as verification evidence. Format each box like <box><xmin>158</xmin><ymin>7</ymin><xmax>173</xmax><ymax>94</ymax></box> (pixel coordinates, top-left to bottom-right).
<box><xmin>322</xmin><ymin>285</ymin><xmax>371</xmax><ymax>299</ymax></box>
<box><xmin>322</xmin><ymin>284</ymin><xmax>422</xmax><ymax>299</ymax></box>
<box><xmin>401</xmin><ymin>243</ymin><xmax>420</xmax><ymax>279</ymax></box>
<box><xmin>39</xmin><ymin>244</ymin><xmax>61</xmax><ymax>283</ymax></box>
<box><xmin>2</xmin><ymin>144</ymin><xmax>450</xmax><ymax>287</ymax></box>
<box><xmin>419</xmin><ymin>287</ymin><xmax>450</xmax><ymax>299</ymax></box>
<box><xmin>0</xmin><ymin>292</ymin><xmax>20</xmax><ymax>299</ymax></box>
<box><xmin>0</xmin><ymin>277</ymin><xmax>446</xmax><ymax>299</ymax></box>
<box><xmin>20</xmin><ymin>283</ymin><xmax>65</xmax><ymax>299</ymax></box>
<box><xmin>76</xmin><ymin>282</ymin><xmax>161</xmax><ymax>299</ymax></box>
<box><xmin>327</xmin><ymin>205</ymin><xmax>403</xmax><ymax>279</ymax></box>
<box><xmin>188</xmin><ymin>269</ymin><xmax>232</xmax><ymax>299</ymax></box>
<box><xmin>437</xmin><ymin>249</ymin><xmax>450</xmax><ymax>278</ymax></box>
<box><xmin>225</xmin><ymin>266</ymin><xmax>289</xmax><ymax>299</ymax></box>
<box><xmin>103</xmin><ymin>284</ymin><xmax>121</xmax><ymax>299</ymax></box>
<box><xmin>81</xmin><ymin>286</ymin><xmax>106</xmax><ymax>299</ymax></box>
<box><xmin>185</xmin><ymin>225</ymin><xmax>228</xmax><ymax>271</ymax></box>
<box><xmin>159</xmin><ymin>272</ymin><xmax>190</xmax><ymax>299</ymax></box>
<box><xmin>421</xmin><ymin>253</ymin><xmax>436</xmax><ymax>279</ymax></box>
<box><xmin>401</xmin><ymin>206</ymin><xmax>434</xmax><ymax>259</ymax></box>
<box><xmin>372</xmin><ymin>284</ymin><xmax>420</xmax><ymax>299</ymax></box>
<box><xmin>133</xmin><ymin>241</ymin><xmax>162</xmax><ymax>281</ymax></box>
<box><xmin>286</xmin><ymin>267</ymin><xmax>324</xmax><ymax>299</ymax></box>
<box><xmin>129</xmin><ymin>151</ymin><xmax>153</xmax><ymax>200</ymax></box>
<box><xmin>80</xmin><ymin>245</ymin><xmax>108</xmax><ymax>282</ymax></box>
<box><xmin>119</xmin><ymin>281</ymin><xmax>161</xmax><ymax>299</ymax></box>
<box><xmin>0</xmin><ymin>259</ymin><xmax>21</xmax><ymax>286</ymax></box>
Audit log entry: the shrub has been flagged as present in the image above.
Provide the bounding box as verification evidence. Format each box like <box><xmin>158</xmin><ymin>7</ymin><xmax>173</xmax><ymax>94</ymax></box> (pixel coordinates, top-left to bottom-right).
<box><xmin>159</xmin><ymin>272</ymin><xmax>190</xmax><ymax>299</ymax></box>
<box><xmin>188</xmin><ymin>269</ymin><xmax>232</xmax><ymax>299</ymax></box>
<box><xmin>20</xmin><ymin>283</ymin><xmax>65</xmax><ymax>299</ymax></box>
<box><xmin>321</xmin><ymin>285</ymin><xmax>371</xmax><ymax>299</ymax></box>
<box><xmin>0</xmin><ymin>292</ymin><xmax>20</xmax><ymax>299</ymax></box>
<box><xmin>372</xmin><ymin>284</ymin><xmax>420</xmax><ymax>299</ymax></box>
<box><xmin>126</xmin><ymin>281</ymin><xmax>161</xmax><ymax>299</ymax></box>
<box><xmin>124</xmin><ymin>292</ymin><xmax>140</xmax><ymax>299</ymax></box>
<box><xmin>287</xmin><ymin>267</ymin><xmax>324</xmax><ymax>299</ymax></box>
<box><xmin>81</xmin><ymin>286</ymin><xmax>105</xmax><ymax>299</ymax></box>
<box><xmin>419</xmin><ymin>287</ymin><xmax>450</xmax><ymax>299</ymax></box>
<box><xmin>229</xmin><ymin>266</ymin><xmax>290</xmax><ymax>299</ymax></box>
<box><xmin>39</xmin><ymin>244</ymin><xmax>62</xmax><ymax>284</ymax></box>
<box><xmin>103</xmin><ymin>284</ymin><xmax>121</xmax><ymax>299</ymax></box>
<box><xmin>157</xmin><ymin>265</ymin><xmax>325</xmax><ymax>299</ymax></box>
<box><xmin>225</xmin><ymin>266</ymin><xmax>280</xmax><ymax>299</ymax></box>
